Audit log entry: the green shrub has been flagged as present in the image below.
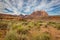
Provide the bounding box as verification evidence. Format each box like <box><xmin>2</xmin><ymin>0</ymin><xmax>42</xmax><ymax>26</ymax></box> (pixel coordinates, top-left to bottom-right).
<box><xmin>5</xmin><ymin>32</ymin><xmax>19</xmax><ymax>40</ymax></box>
<box><xmin>47</xmin><ymin>22</ymin><xmax>57</xmax><ymax>28</ymax></box>
<box><xmin>31</xmin><ymin>32</ymin><xmax>51</xmax><ymax>40</ymax></box>
<box><xmin>45</xmin><ymin>25</ymin><xmax>48</xmax><ymax>28</ymax></box>
<box><xmin>48</xmin><ymin>22</ymin><xmax>56</xmax><ymax>24</ymax></box>
<box><xmin>19</xmin><ymin>34</ymin><xmax>29</xmax><ymax>40</ymax></box>
<box><xmin>55</xmin><ymin>23</ymin><xmax>60</xmax><ymax>30</ymax></box>
<box><xmin>0</xmin><ymin>23</ymin><xmax>8</xmax><ymax>30</ymax></box>
<box><xmin>17</xmin><ymin>28</ymin><xmax>29</xmax><ymax>34</ymax></box>
<box><xmin>22</xmin><ymin>22</ymin><xmax>28</xmax><ymax>25</ymax></box>
<box><xmin>56</xmin><ymin>25</ymin><xmax>60</xmax><ymax>30</ymax></box>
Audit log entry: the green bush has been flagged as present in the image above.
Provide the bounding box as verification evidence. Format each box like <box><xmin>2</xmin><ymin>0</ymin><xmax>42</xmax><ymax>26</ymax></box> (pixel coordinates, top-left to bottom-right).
<box><xmin>0</xmin><ymin>23</ymin><xmax>8</xmax><ymax>30</ymax></box>
<box><xmin>19</xmin><ymin>34</ymin><xmax>29</xmax><ymax>40</ymax></box>
<box><xmin>5</xmin><ymin>32</ymin><xmax>19</xmax><ymax>40</ymax></box>
<box><xmin>56</xmin><ymin>24</ymin><xmax>60</xmax><ymax>30</ymax></box>
<box><xmin>56</xmin><ymin>23</ymin><xmax>60</xmax><ymax>30</ymax></box>
<box><xmin>48</xmin><ymin>22</ymin><xmax>60</xmax><ymax>30</ymax></box>
<box><xmin>47</xmin><ymin>22</ymin><xmax>57</xmax><ymax>28</ymax></box>
<box><xmin>31</xmin><ymin>32</ymin><xmax>51</xmax><ymax>40</ymax></box>
<box><xmin>48</xmin><ymin>22</ymin><xmax>56</xmax><ymax>24</ymax></box>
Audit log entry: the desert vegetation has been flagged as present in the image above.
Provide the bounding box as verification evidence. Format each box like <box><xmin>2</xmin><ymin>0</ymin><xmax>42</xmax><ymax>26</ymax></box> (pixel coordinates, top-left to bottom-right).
<box><xmin>0</xmin><ymin>20</ymin><xmax>60</xmax><ymax>40</ymax></box>
<box><xmin>48</xmin><ymin>22</ymin><xmax>60</xmax><ymax>30</ymax></box>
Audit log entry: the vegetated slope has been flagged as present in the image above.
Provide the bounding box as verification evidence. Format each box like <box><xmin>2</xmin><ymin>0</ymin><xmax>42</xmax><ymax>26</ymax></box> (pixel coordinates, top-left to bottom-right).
<box><xmin>0</xmin><ymin>20</ymin><xmax>60</xmax><ymax>40</ymax></box>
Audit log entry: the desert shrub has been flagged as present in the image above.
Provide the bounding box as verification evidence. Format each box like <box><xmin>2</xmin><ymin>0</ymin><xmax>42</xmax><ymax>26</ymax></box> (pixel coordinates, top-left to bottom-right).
<box><xmin>39</xmin><ymin>24</ymin><xmax>43</xmax><ymax>26</ymax></box>
<box><xmin>17</xmin><ymin>28</ymin><xmax>29</xmax><ymax>35</ymax></box>
<box><xmin>38</xmin><ymin>21</ymin><xmax>43</xmax><ymax>23</ymax></box>
<box><xmin>0</xmin><ymin>32</ymin><xmax>3</xmax><ymax>38</ymax></box>
<box><xmin>56</xmin><ymin>25</ymin><xmax>60</xmax><ymax>30</ymax></box>
<box><xmin>47</xmin><ymin>21</ymin><xmax>60</xmax><ymax>30</ymax></box>
<box><xmin>11</xmin><ymin>24</ymin><xmax>21</xmax><ymax>30</ymax></box>
<box><xmin>7</xmin><ymin>21</ymin><xmax>30</xmax><ymax>35</ymax></box>
<box><xmin>21</xmin><ymin>19</ymin><xmax>27</xmax><ymax>22</ymax></box>
<box><xmin>31</xmin><ymin>32</ymin><xmax>51</xmax><ymax>40</ymax></box>
<box><xmin>55</xmin><ymin>24</ymin><xmax>60</xmax><ymax>30</ymax></box>
<box><xmin>11</xmin><ymin>23</ymin><xmax>29</xmax><ymax>34</ymax></box>
<box><xmin>45</xmin><ymin>24</ymin><xmax>48</xmax><ymax>28</ymax></box>
<box><xmin>0</xmin><ymin>23</ymin><xmax>8</xmax><ymax>30</ymax></box>
<box><xmin>19</xmin><ymin>34</ymin><xmax>29</xmax><ymax>40</ymax></box>
<box><xmin>48</xmin><ymin>22</ymin><xmax>56</xmax><ymax>26</ymax></box>
<box><xmin>5</xmin><ymin>32</ymin><xmax>19</xmax><ymax>40</ymax></box>
<box><xmin>37</xmin><ymin>21</ymin><xmax>44</xmax><ymax>25</ymax></box>
<box><xmin>40</xmin><ymin>21</ymin><xmax>43</xmax><ymax>23</ymax></box>
<box><xmin>47</xmin><ymin>22</ymin><xmax>57</xmax><ymax>28</ymax></box>
<box><xmin>27</xmin><ymin>22</ymin><xmax>35</xmax><ymax>28</ymax></box>
<box><xmin>48</xmin><ymin>22</ymin><xmax>60</xmax><ymax>30</ymax></box>
<box><xmin>22</xmin><ymin>22</ymin><xmax>28</xmax><ymax>25</ymax></box>
<box><xmin>34</xmin><ymin>21</ymin><xmax>43</xmax><ymax>27</ymax></box>
<box><xmin>48</xmin><ymin>22</ymin><xmax>56</xmax><ymax>24</ymax></box>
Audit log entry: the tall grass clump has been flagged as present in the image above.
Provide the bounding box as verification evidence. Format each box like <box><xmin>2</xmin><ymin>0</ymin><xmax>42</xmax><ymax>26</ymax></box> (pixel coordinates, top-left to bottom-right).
<box><xmin>4</xmin><ymin>31</ymin><xmax>19</xmax><ymax>40</ymax></box>
<box><xmin>31</xmin><ymin>32</ymin><xmax>51</xmax><ymax>40</ymax></box>
<box><xmin>55</xmin><ymin>23</ymin><xmax>60</xmax><ymax>30</ymax></box>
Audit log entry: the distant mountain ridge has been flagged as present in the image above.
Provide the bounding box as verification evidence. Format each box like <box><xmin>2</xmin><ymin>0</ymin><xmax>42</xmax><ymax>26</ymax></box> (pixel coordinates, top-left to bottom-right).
<box><xmin>0</xmin><ymin>11</ymin><xmax>60</xmax><ymax>21</ymax></box>
<box><xmin>0</xmin><ymin>13</ymin><xmax>23</xmax><ymax>20</ymax></box>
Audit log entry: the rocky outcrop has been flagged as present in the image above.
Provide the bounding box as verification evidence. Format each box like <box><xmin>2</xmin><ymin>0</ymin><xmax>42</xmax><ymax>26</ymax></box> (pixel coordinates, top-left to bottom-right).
<box><xmin>30</xmin><ymin>10</ymin><xmax>48</xmax><ymax>17</ymax></box>
<box><xmin>0</xmin><ymin>13</ymin><xmax>23</xmax><ymax>20</ymax></box>
<box><xmin>25</xmin><ymin>10</ymin><xmax>48</xmax><ymax>19</ymax></box>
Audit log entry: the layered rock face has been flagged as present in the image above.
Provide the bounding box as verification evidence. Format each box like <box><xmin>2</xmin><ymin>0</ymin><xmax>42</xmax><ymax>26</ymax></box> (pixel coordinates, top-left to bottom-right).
<box><xmin>25</xmin><ymin>10</ymin><xmax>48</xmax><ymax>19</ymax></box>
<box><xmin>0</xmin><ymin>13</ymin><xmax>23</xmax><ymax>20</ymax></box>
<box><xmin>30</xmin><ymin>10</ymin><xmax>48</xmax><ymax>17</ymax></box>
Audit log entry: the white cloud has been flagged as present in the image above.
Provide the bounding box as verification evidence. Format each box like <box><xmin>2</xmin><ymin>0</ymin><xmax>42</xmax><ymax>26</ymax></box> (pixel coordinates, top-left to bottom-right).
<box><xmin>34</xmin><ymin>0</ymin><xmax>60</xmax><ymax>12</ymax></box>
<box><xmin>0</xmin><ymin>0</ymin><xmax>60</xmax><ymax>15</ymax></box>
<box><xmin>3</xmin><ymin>0</ymin><xmax>24</xmax><ymax>15</ymax></box>
<box><xmin>24</xmin><ymin>6</ymin><xmax>30</xmax><ymax>12</ymax></box>
<box><xmin>17</xmin><ymin>0</ymin><xmax>23</xmax><ymax>9</ymax></box>
<box><xmin>0</xmin><ymin>2</ymin><xmax>4</xmax><ymax>13</ymax></box>
<box><xmin>46</xmin><ymin>0</ymin><xmax>60</xmax><ymax>8</ymax></box>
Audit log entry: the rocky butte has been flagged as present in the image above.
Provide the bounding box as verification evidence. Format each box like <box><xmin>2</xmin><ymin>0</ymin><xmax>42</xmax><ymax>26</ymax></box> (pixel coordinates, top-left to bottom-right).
<box><xmin>24</xmin><ymin>10</ymin><xmax>48</xmax><ymax>19</ymax></box>
<box><xmin>31</xmin><ymin>10</ymin><xmax>48</xmax><ymax>17</ymax></box>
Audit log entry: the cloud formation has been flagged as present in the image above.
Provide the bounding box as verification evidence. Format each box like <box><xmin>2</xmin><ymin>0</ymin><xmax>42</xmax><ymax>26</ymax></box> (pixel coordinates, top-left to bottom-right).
<box><xmin>0</xmin><ymin>0</ymin><xmax>60</xmax><ymax>15</ymax></box>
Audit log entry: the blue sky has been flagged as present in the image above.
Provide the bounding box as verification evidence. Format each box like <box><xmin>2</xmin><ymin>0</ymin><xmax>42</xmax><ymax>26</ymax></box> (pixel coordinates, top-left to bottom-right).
<box><xmin>0</xmin><ymin>0</ymin><xmax>60</xmax><ymax>15</ymax></box>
